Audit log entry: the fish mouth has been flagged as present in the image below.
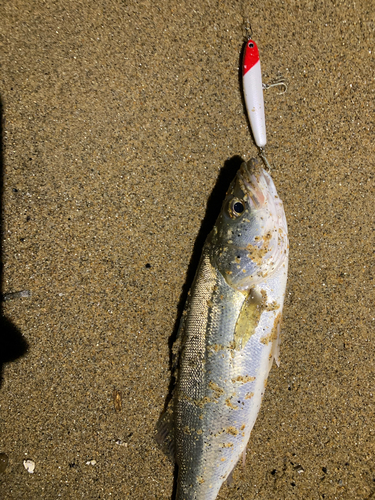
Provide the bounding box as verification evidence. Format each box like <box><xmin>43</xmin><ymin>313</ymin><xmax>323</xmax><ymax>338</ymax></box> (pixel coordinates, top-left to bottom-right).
<box><xmin>238</xmin><ymin>158</ymin><xmax>275</xmax><ymax>208</ymax></box>
<box><xmin>238</xmin><ymin>158</ymin><xmax>288</xmax><ymax>270</ymax></box>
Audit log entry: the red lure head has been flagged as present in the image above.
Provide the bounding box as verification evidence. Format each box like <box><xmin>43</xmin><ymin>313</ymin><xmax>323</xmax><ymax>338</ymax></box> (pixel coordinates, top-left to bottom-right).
<box><xmin>243</xmin><ymin>39</ymin><xmax>260</xmax><ymax>76</ymax></box>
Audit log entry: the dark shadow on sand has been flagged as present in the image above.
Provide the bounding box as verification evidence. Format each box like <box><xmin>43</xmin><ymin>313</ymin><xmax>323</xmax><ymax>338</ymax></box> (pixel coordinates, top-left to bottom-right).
<box><xmin>0</xmin><ymin>96</ymin><xmax>29</xmax><ymax>387</ymax></box>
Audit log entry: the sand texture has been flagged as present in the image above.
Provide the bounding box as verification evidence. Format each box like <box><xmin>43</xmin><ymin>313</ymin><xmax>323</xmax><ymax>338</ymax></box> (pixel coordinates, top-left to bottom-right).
<box><xmin>1</xmin><ymin>0</ymin><xmax>374</xmax><ymax>498</ymax></box>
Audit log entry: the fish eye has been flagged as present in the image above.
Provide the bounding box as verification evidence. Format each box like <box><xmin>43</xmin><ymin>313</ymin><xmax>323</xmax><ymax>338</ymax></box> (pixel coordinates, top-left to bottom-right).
<box><xmin>248</xmin><ymin>42</ymin><xmax>254</xmax><ymax>48</ymax></box>
<box><xmin>233</xmin><ymin>201</ymin><xmax>244</xmax><ymax>213</ymax></box>
<box><xmin>228</xmin><ymin>198</ymin><xmax>245</xmax><ymax>219</ymax></box>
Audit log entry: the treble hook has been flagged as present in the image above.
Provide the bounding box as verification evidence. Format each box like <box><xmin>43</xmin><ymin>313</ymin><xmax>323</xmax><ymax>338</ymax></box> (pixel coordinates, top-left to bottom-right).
<box><xmin>262</xmin><ymin>77</ymin><xmax>288</xmax><ymax>94</ymax></box>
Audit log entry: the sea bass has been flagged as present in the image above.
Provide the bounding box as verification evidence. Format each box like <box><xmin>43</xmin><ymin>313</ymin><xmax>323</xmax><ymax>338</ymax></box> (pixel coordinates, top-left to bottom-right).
<box><xmin>159</xmin><ymin>158</ymin><xmax>288</xmax><ymax>499</ymax></box>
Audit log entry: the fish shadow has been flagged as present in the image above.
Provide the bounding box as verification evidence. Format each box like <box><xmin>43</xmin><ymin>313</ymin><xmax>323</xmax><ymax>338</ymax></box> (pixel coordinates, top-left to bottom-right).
<box><xmin>160</xmin><ymin>155</ymin><xmax>244</xmax><ymax>498</ymax></box>
<box><xmin>166</xmin><ymin>154</ymin><xmax>244</xmax><ymax>405</ymax></box>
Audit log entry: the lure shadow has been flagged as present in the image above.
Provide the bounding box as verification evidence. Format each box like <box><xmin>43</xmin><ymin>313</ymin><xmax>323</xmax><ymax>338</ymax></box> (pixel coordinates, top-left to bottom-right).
<box><xmin>0</xmin><ymin>96</ymin><xmax>29</xmax><ymax>387</ymax></box>
<box><xmin>162</xmin><ymin>155</ymin><xmax>244</xmax><ymax>498</ymax></box>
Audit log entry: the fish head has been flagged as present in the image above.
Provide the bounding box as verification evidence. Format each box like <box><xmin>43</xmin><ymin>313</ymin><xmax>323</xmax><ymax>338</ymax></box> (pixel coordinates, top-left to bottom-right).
<box><xmin>210</xmin><ymin>158</ymin><xmax>288</xmax><ymax>291</ymax></box>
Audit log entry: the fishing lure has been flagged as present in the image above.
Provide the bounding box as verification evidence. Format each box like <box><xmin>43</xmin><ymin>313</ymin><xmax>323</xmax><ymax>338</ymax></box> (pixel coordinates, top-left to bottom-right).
<box><xmin>242</xmin><ymin>39</ymin><xmax>267</xmax><ymax>149</ymax></box>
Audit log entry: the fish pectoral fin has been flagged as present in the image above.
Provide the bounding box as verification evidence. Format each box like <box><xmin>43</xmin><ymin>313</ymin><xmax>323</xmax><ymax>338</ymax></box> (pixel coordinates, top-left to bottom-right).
<box><xmin>234</xmin><ymin>288</ymin><xmax>264</xmax><ymax>350</ymax></box>
<box><xmin>271</xmin><ymin>320</ymin><xmax>282</xmax><ymax>367</ymax></box>
<box><xmin>155</xmin><ymin>403</ymin><xmax>175</xmax><ymax>462</ymax></box>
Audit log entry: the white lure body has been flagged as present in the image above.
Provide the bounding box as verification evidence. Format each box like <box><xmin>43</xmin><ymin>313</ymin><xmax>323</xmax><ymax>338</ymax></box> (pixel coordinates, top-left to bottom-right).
<box><xmin>242</xmin><ymin>40</ymin><xmax>267</xmax><ymax>148</ymax></box>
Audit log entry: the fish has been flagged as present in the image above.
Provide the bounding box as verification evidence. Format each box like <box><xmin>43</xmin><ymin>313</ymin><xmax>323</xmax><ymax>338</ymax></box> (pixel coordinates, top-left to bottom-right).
<box><xmin>158</xmin><ymin>158</ymin><xmax>289</xmax><ymax>500</ymax></box>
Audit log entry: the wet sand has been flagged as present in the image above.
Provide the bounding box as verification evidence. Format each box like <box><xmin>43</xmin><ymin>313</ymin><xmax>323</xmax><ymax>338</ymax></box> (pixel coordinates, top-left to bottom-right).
<box><xmin>1</xmin><ymin>1</ymin><xmax>374</xmax><ymax>498</ymax></box>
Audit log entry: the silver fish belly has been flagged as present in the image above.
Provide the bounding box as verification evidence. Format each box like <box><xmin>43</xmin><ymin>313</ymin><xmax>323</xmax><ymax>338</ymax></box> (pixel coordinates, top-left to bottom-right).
<box><xmin>168</xmin><ymin>158</ymin><xmax>289</xmax><ymax>500</ymax></box>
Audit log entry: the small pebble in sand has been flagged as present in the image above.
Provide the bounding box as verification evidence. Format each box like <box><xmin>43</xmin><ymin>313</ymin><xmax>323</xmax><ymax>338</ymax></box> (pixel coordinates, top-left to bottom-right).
<box><xmin>0</xmin><ymin>453</ymin><xmax>9</xmax><ymax>473</ymax></box>
<box><xmin>115</xmin><ymin>439</ymin><xmax>128</xmax><ymax>447</ymax></box>
<box><xmin>86</xmin><ymin>459</ymin><xmax>97</xmax><ymax>466</ymax></box>
<box><xmin>23</xmin><ymin>459</ymin><xmax>35</xmax><ymax>473</ymax></box>
<box><xmin>113</xmin><ymin>389</ymin><xmax>122</xmax><ymax>412</ymax></box>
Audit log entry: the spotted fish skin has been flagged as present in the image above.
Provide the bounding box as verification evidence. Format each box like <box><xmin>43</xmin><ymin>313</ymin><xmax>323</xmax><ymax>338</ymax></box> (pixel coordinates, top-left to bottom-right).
<box><xmin>172</xmin><ymin>158</ymin><xmax>289</xmax><ymax>500</ymax></box>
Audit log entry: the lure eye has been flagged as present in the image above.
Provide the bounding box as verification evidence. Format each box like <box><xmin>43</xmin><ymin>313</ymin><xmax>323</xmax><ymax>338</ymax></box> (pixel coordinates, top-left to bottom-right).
<box><xmin>228</xmin><ymin>198</ymin><xmax>245</xmax><ymax>218</ymax></box>
<box><xmin>248</xmin><ymin>42</ymin><xmax>254</xmax><ymax>48</ymax></box>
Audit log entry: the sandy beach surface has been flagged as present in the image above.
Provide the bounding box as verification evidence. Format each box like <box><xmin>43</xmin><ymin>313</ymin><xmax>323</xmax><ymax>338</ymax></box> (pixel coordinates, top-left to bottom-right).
<box><xmin>1</xmin><ymin>1</ymin><xmax>374</xmax><ymax>498</ymax></box>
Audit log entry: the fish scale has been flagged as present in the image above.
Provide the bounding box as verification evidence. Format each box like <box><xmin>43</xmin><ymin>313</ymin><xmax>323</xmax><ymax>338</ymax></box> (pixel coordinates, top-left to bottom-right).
<box><xmin>176</xmin><ymin>249</ymin><xmax>245</xmax><ymax>495</ymax></box>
